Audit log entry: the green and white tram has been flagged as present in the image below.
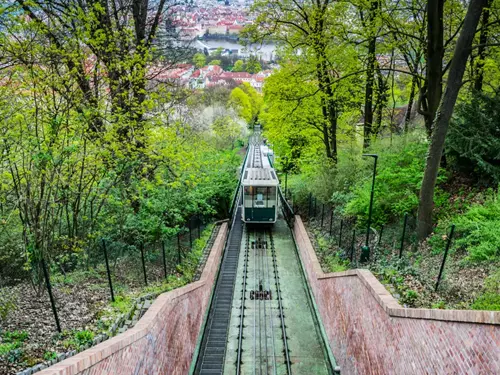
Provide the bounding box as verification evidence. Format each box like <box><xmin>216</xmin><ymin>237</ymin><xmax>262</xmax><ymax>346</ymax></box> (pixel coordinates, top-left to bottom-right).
<box><xmin>241</xmin><ymin>144</ymin><xmax>279</xmax><ymax>223</ymax></box>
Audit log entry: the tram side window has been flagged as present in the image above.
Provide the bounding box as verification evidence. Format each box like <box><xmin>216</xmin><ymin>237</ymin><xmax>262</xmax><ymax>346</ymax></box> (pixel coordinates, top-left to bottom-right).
<box><xmin>244</xmin><ymin>186</ymin><xmax>253</xmax><ymax>208</ymax></box>
<box><xmin>268</xmin><ymin>187</ymin><xmax>277</xmax><ymax>208</ymax></box>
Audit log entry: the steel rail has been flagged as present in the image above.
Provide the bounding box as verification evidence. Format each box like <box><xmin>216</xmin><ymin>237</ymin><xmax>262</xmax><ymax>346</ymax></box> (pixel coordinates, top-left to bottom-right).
<box><xmin>258</xmin><ymin>233</ymin><xmax>263</xmax><ymax>375</ymax></box>
<box><xmin>253</xmin><ymin>230</ymin><xmax>257</xmax><ymax>375</ymax></box>
<box><xmin>262</xmin><ymin>231</ymin><xmax>270</xmax><ymax>374</ymax></box>
<box><xmin>264</xmin><ymin>229</ymin><xmax>278</xmax><ymax>375</ymax></box>
<box><xmin>270</xmin><ymin>231</ymin><xmax>292</xmax><ymax>375</ymax></box>
<box><xmin>236</xmin><ymin>228</ymin><xmax>250</xmax><ymax>374</ymax></box>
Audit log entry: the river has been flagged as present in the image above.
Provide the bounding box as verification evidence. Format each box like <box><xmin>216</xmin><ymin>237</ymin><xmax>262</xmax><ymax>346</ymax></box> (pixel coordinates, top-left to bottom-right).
<box><xmin>194</xmin><ymin>39</ymin><xmax>276</xmax><ymax>61</ymax></box>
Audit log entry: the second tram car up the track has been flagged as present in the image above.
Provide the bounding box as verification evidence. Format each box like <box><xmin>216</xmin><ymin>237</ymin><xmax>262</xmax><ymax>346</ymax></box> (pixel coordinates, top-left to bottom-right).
<box><xmin>241</xmin><ymin>142</ymin><xmax>279</xmax><ymax>223</ymax></box>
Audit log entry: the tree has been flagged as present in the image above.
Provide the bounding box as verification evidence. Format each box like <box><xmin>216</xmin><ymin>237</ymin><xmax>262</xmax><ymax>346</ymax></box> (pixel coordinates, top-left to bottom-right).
<box><xmin>212</xmin><ymin>47</ymin><xmax>224</xmax><ymax>57</ymax></box>
<box><xmin>211</xmin><ymin>116</ymin><xmax>243</xmax><ymax>148</ymax></box>
<box><xmin>211</xmin><ymin>59</ymin><xmax>222</xmax><ymax>66</ymax></box>
<box><xmin>233</xmin><ymin>60</ymin><xmax>245</xmax><ymax>72</ymax></box>
<box><xmin>417</xmin><ymin>0</ymin><xmax>488</xmax><ymax>240</ymax></box>
<box><xmin>361</xmin><ymin>0</ymin><xmax>381</xmax><ymax>149</ymax></box>
<box><xmin>246</xmin><ymin>55</ymin><xmax>262</xmax><ymax>74</ymax></box>
<box><xmin>229</xmin><ymin>87</ymin><xmax>253</xmax><ymax>123</ymax></box>
<box><xmin>244</xmin><ymin>0</ymin><xmax>363</xmax><ymax>163</ymax></box>
<box><xmin>240</xmin><ymin>82</ymin><xmax>263</xmax><ymax>123</ymax></box>
<box><xmin>193</xmin><ymin>53</ymin><xmax>206</xmax><ymax>68</ymax></box>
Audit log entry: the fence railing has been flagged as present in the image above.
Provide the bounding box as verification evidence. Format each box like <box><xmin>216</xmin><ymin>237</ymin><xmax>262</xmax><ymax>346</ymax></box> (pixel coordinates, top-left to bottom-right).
<box><xmin>228</xmin><ymin>143</ymin><xmax>249</xmax><ymax>222</ymax></box>
<box><xmin>296</xmin><ymin>192</ymin><xmax>457</xmax><ymax>292</ymax></box>
<box><xmin>34</xmin><ymin>213</ymin><xmax>213</xmax><ymax>334</ymax></box>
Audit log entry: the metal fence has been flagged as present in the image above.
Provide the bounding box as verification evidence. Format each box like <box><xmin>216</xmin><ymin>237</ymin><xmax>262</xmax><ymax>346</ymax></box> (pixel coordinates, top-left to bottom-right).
<box><xmin>294</xmin><ymin>192</ymin><xmax>456</xmax><ymax>291</ymax></box>
<box><xmin>33</xmin><ymin>214</ymin><xmax>213</xmax><ymax>333</ymax></box>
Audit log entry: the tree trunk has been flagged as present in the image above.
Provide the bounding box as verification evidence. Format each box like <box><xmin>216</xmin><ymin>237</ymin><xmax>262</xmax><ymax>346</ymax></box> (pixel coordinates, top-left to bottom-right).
<box><xmin>363</xmin><ymin>0</ymin><xmax>379</xmax><ymax>149</ymax></box>
<box><xmin>315</xmin><ymin>46</ymin><xmax>338</xmax><ymax>163</ymax></box>
<box><xmin>417</xmin><ymin>0</ymin><xmax>487</xmax><ymax>240</ymax></box>
<box><xmin>423</xmin><ymin>0</ymin><xmax>444</xmax><ymax>136</ymax></box>
<box><xmin>474</xmin><ymin>0</ymin><xmax>491</xmax><ymax>92</ymax></box>
<box><xmin>405</xmin><ymin>74</ymin><xmax>418</xmax><ymax>132</ymax></box>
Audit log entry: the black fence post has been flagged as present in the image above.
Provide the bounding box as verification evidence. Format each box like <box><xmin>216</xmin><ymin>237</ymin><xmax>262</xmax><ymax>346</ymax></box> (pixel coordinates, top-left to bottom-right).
<box><xmin>140</xmin><ymin>243</ymin><xmax>148</xmax><ymax>286</ymax></box>
<box><xmin>162</xmin><ymin>240</ymin><xmax>167</xmax><ymax>279</ymax></box>
<box><xmin>321</xmin><ymin>204</ymin><xmax>325</xmax><ymax>227</ymax></box>
<box><xmin>378</xmin><ymin>225</ymin><xmax>384</xmax><ymax>247</ymax></box>
<box><xmin>329</xmin><ymin>209</ymin><xmax>334</xmax><ymax>236</ymax></box>
<box><xmin>284</xmin><ymin>171</ymin><xmax>288</xmax><ymax>200</ymax></box>
<box><xmin>314</xmin><ymin>198</ymin><xmax>317</xmax><ymax>217</ymax></box>
<box><xmin>435</xmin><ymin>225</ymin><xmax>456</xmax><ymax>292</ymax></box>
<box><xmin>189</xmin><ymin>220</ymin><xmax>193</xmax><ymax>249</ymax></box>
<box><xmin>177</xmin><ymin>232</ymin><xmax>182</xmax><ymax>264</ymax></box>
<box><xmin>198</xmin><ymin>215</ymin><xmax>201</xmax><ymax>239</ymax></box>
<box><xmin>399</xmin><ymin>213</ymin><xmax>409</xmax><ymax>259</ymax></box>
<box><xmin>350</xmin><ymin>228</ymin><xmax>356</xmax><ymax>262</ymax></box>
<box><xmin>102</xmin><ymin>239</ymin><xmax>115</xmax><ymax>302</ymax></box>
<box><xmin>41</xmin><ymin>257</ymin><xmax>61</xmax><ymax>332</ymax></box>
<box><xmin>338</xmin><ymin>219</ymin><xmax>344</xmax><ymax>248</ymax></box>
<box><xmin>308</xmin><ymin>193</ymin><xmax>312</xmax><ymax>217</ymax></box>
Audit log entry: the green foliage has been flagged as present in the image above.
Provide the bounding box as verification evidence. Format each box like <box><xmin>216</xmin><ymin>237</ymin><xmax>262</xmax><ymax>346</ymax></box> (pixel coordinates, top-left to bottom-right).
<box><xmin>401</xmin><ymin>289</ymin><xmax>419</xmax><ymax>305</ymax></box>
<box><xmin>345</xmin><ymin>134</ymin><xmax>447</xmax><ymax>225</ymax></box>
<box><xmin>110</xmin><ymin>296</ymin><xmax>133</xmax><ymax>315</ymax></box>
<box><xmin>0</xmin><ymin>290</ymin><xmax>16</xmax><ymax>322</ymax></box>
<box><xmin>233</xmin><ymin>60</ymin><xmax>244</xmax><ymax>72</ymax></box>
<box><xmin>228</xmin><ymin>84</ymin><xmax>262</xmax><ymax>124</ymax></box>
<box><xmin>450</xmin><ymin>192</ymin><xmax>500</xmax><ymax>261</ymax></box>
<box><xmin>471</xmin><ymin>270</ymin><xmax>500</xmax><ymax>311</ymax></box>
<box><xmin>211</xmin><ymin>116</ymin><xmax>243</xmax><ymax>149</ymax></box>
<box><xmin>210</xmin><ymin>59</ymin><xmax>221</xmax><ymax>66</ymax></box>
<box><xmin>43</xmin><ymin>351</ymin><xmax>58</xmax><ymax>361</ymax></box>
<box><xmin>0</xmin><ymin>330</ymin><xmax>28</xmax><ymax>362</ymax></box>
<box><xmin>245</xmin><ymin>55</ymin><xmax>261</xmax><ymax>74</ymax></box>
<box><xmin>431</xmin><ymin>301</ymin><xmax>446</xmax><ymax>309</ymax></box>
<box><xmin>447</xmin><ymin>91</ymin><xmax>500</xmax><ymax>184</ymax></box>
<box><xmin>74</xmin><ymin>330</ymin><xmax>94</xmax><ymax>347</ymax></box>
<box><xmin>193</xmin><ymin>53</ymin><xmax>206</xmax><ymax>68</ymax></box>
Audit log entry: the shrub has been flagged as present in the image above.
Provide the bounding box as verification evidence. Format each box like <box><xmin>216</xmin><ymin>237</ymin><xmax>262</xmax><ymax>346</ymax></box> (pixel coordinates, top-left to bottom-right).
<box><xmin>471</xmin><ymin>270</ymin><xmax>500</xmax><ymax>311</ymax></box>
<box><xmin>433</xmin><ymin>192</ymin><xmax>500</xmax><ymax>262</ymax></box>
<box><xmin>0</xmin><ymin>292</ymin><xmax>16</xmax><ymax>323</ymax></box>
<box><xmin>74</xmin><ymin>330</ymin><xmax>94</xmax><ymax>348</ymax></box>
<box><xmin>0</xmin><ymin>330</ymin><xmax>28</xmax><ymax>362</ymax></box>
<box><xmin>345</xmin><ymin>134</ymin><xmax>446</xmax><ymax>225</ymax></box>
<box><xmin>447</xmin><ymin>91</ymin><xmax>500</xmax><ymax>185</ymax></box>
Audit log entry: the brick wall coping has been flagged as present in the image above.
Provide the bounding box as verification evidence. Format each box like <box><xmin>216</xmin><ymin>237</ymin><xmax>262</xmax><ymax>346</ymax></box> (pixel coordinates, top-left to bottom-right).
<box><xmin>37</xmin><ymin>222</ymin><xmax>228</xmax><ymax>375</ymax></box>
<box><xmin>294</xmin><ymin>215</ymin><xmax>500</xmax><ymax>326</ymax></box>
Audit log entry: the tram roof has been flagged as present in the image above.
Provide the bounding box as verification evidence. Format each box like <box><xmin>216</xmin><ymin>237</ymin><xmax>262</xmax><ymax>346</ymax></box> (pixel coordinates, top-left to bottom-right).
<box><xmin>242</xmin><ymin>167</ymin><xmax>279</xmax><ymax>186</ymax></box>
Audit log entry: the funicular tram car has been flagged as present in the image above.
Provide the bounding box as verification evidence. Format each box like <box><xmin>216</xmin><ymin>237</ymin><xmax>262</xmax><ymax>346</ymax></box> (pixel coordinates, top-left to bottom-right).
<box><xmin>241</xmin><ymin>143</ymin><xmax>279</xmax><ymax>223</ymax></box>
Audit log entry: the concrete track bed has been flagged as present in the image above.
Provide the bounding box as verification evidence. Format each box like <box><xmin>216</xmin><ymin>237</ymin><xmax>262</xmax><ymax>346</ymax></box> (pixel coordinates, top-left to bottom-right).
<box><xmin>224</xmin><ymin>219</ymin><xmax>331</xmax><ymax>374</ymax></box>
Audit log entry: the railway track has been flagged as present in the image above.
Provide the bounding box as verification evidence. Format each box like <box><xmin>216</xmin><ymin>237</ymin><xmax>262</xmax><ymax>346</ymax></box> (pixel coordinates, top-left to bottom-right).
<box><xmin>235</xmin><ymin>227</ymin><xmax>291</xmax><ymax>375</ymax></box>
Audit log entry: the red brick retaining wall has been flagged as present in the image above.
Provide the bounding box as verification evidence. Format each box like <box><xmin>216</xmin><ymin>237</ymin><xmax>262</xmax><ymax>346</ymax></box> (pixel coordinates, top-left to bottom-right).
<box><xmin>38</xmin><ymin>223</ymin><xmax>228</xmax><ymax>375</ymax></box>
<box><xmin>293</xmin><ymin>216</ymin><xmax>500</xmax><ymax>374</ymax></box>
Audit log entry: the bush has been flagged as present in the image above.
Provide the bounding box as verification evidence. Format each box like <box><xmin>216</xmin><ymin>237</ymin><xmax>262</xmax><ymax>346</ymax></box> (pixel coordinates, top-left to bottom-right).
<box><xmin>0</xmin><ymin>291</ymin><xmax>16</xmax><ymax>322</ymax></box>
<box><xmin>430</xmin><ymin>193</ymin><xmax>500</xmax><ymax>262</ymax></box>
<box><xmin>447</xmin><ymin>91</ymin><xmax>500</xmax><ymax>185</ymax></box>
<box><xmin>0</xmin><ymin>330</ymin><xmax>28</xmax><ymax>362</ymax></box>
<box><xmin>471</xmin><ymin>270</ymin><xmax>500</xmax><ymax>311</ymax></box>
<box><xmin>345</xmin><ymin>134</ymin><xmax>446</xmax><ymax>225</ymax></box>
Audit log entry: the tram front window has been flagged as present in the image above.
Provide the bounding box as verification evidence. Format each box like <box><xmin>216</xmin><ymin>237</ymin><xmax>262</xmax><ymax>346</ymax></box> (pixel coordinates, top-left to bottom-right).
<box><xmin>255</xmin><ymin>193</ymin><xmax>265</xmax><ymax>207</ymax></box>
<box><xmin>254</xmin><ymin>187</ymin><xmax>268</xmax><ymax>207</ymax></box>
